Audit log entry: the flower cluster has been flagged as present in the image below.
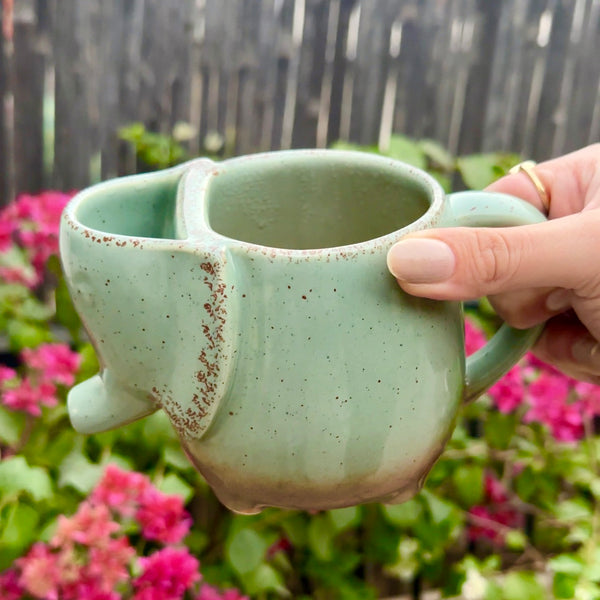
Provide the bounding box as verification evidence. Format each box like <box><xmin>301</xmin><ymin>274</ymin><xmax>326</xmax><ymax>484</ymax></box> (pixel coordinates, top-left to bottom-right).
<box><xmin>467</xmin><ymin>474</ymin><xmax>523</xmax><ymax>545</ymax></box>
<box><xmin>0</xmin><ymin>464</ymin><xmax>248</xmax><ymax>600</ymax></box>
<box><xmin>465</xmin><ymin>318</ymin><xmax>600</xmax><ymax>442</ymax></box>
<box><xmin>0</xmin><ymin>190</ymin><xmax>73</xmax><ymax>287</ymax></box>
<box><xmin>0</xmin><ymin>343</ymin><xmax>81</xmax><ymax>416</ymax></box>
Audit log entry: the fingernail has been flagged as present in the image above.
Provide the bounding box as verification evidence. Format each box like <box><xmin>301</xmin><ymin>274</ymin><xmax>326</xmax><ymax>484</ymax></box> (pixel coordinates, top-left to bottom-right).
<box><xmin>546</xmin><ymin>288</ymin><xmax>571</xmax><ymax>312</ymax></box>
<box><xmin>387</xmin><ymin>238</ymin><xmax>455</xmax><ymax>283</ymax></box>
<box><xmin>572</xmin><ymin>338</ymin><xmax>600</xmax><ymax>369</ymax></box>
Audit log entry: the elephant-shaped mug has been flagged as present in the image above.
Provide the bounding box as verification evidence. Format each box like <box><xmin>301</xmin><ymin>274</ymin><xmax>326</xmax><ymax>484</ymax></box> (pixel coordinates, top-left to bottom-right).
<box><xmin>60</xmin><ymin>150</ymin><xmax>545</xmax><ymax>514</ymax></box>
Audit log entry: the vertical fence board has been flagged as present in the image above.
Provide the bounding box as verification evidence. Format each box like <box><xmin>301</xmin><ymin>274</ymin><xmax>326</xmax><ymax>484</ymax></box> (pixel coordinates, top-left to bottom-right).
<box><xmin>53</xmin><ymin>0</ymin><xmax>93</xmax><ymax>190</ymax></box>
<box><xmin>4</xmin><ymin>0</ymin><xmax>600</xmax><ymax>197</ymax></box>
<box><xmin>532</xmin><ymin>0</ymin><xmax>575</xmax><ymax>159</ymax></box>
<box><xmin>0</xmin><ymin>2</ymin><xmax>8</xmax><ymax>203</ymax></box>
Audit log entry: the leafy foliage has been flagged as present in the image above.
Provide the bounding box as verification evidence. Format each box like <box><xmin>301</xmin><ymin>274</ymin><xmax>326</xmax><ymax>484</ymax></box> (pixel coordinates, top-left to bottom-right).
<box><xmin>1</xmin><ymin>138</ymin><xmax>599</xmax><ymax>599</ymax></box>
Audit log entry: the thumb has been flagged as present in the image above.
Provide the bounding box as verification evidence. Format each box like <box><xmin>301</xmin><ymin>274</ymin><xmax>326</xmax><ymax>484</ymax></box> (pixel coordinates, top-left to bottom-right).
<box><xmin>386</xmin><ymin>210</ymin><xmax>600</xmax><ymax>301</ymax></box>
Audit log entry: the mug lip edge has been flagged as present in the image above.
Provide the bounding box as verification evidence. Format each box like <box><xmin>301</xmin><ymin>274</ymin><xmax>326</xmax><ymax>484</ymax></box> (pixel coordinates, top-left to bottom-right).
<box><xmin>60</xmin><ymin>151</ymin><xmax>445</xmax><ymax>255</ymax></box>
<box><xmin>201</xmin><ymin>149</ymin><xmax>445</xmax><ymax>257</ymax></box>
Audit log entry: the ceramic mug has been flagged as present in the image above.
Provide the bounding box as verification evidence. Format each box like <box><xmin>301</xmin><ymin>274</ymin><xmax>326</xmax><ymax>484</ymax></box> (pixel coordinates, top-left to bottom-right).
<box><xmin>60</xmin><ymin>150</ymin><xmax>545</xmax><ymax>513</ymax></box>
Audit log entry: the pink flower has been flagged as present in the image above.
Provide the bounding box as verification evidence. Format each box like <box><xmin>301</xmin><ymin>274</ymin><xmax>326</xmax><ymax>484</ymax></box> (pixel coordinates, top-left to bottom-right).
<box><xmin>0</xmin><ymin>569</ymin><xmax>24</xmax><ymax>600</ymax></box>
<box><xmin>467</xmin><ymin>474</ymin><xmax>522</xmax><ymax>546</ymax></box>
<box><xmin>1</xmin><ymin>191</ymin><xmax>74</xmax><ymax>285</ymax></box>
<box><xmin>22</xmin><ymin>343</ymin><xmax>81</xmax><ymax>387</ymax></box>
<box><xmin>0</xmin><ymin>217</ymin><xmax>15</xmax><ymax>251</ymax></box>
<box><xmin>2</xmin><ymin>377</ymin><xmax>58</xmax><ymax>416</ymax></box>
<box><xmin>0</xmin><ymin>365</ymin><xmax>17</xmax><ymax>383</ymax></box>
<box><xmin>197</xmin><ymin>584</ymin><xmax>249</xmax><ymax>600</ymax></box>
<box><xmin>133</xmin><ymin>547</ymin><xmax>201</xmax><ymax>600</ymax></box>
<box><xmin>87</xmin><ymin>537</ymin><xmax>136</xmax><ymax>591</ymax></box>
<box><xmin>465</xmin><ymin>319</ymin><xmax>486</xmax><ymax>356</ymax></box>
<box><xmin>52</xmin><ymin>501</ymin><xmax>120</xmax><ymax>548</ymax></box>
<box><xmin>17</xmin><ymin>543</ymin><xmax>63</xmax><ymax>599</ymax></box>
<box><xmin>524</xmin><ymin>373</ymin><xmax>584</xmax><ymax>442</ymax></box>
<box><xmin>575</xmin><ymin>381</ymin><xmax>600</xmax><ymax>417</ymax></box>
<box><xmin>92</xmin><ymin>464</ymin><xmax>152</xmax><ymax>517</ymax></box>
<box><xmin>136</xmin><ymin>488</ymin><xmax>192</xmax><ymax>544</ymax></box>
<box><xmin>488</xmin><ymin>366</ymin><xmax>525</xmax><ymax>413</ymax></box>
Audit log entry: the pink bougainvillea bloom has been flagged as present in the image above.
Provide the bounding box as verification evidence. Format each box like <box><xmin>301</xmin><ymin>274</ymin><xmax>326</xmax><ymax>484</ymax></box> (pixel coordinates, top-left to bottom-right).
<box><xmin>484</xmin><ymin>474</ymin><xmax>508</xmax><ymax>504</ymax></box>
<box><xmin>488</xmin><ymin>366</ymin><xmax>525</xmax><ymax>413</ymax></box>
<box><xmin>22</xmin><ymin>343</ymin><xmax>81</xmax><ymax>387</ymax></box>
<box><xmin>52</xmin><ymin>501</ymin><xmax>120</xmax><ymax>548</ymax></box>
<box><xmin>92</xmin><ymin>464</ymin><xmax>152</xmax><ymax>517</ymax></box>
<box><xmin>136</xmin><ymin>488</ymin><xmax>192</xmax><ymax>544</ymax></box>
<box><xmin>0</xmin><ymin>265</ymin><xmax>39</xmax><ymax>288</ymax></box>
<box><xmin>0</xmin><ymin>568</ymin><xmax>24</xmax><ymax>600</ymax></box>
<box><xmin>575</xmin><ymin>381</ymin><xmax>600</xmax><ymax>417</ymax></box>
<box><xmin>0</xmin><ymin>217</ymin><xmax>15</xmax><ymax>251</ymax></box>
<box><xmin>17</xmin><ymin>542</ymin><xmax>62</xmax><ymax>599</ymax></box>
<box><xmin>133</xmin><ymin>547</ymin><xmax>201</xmax><ymax>600</ymax></box>
<box><xmin>0</xmin><ymin>365</ymin><xmax>17</xmax><ymax>383</ymax></box>
<box><xmin>524</xmin><ymin>373</ymin><xmax>584</xmax><ymax>442</ymax></box>
<box><xmin>464</xmin><ymin>319</ymin><xmax>486</xmax><ymax>356</ymax></box>
<box><xmin>87</xmin><ymin>537</ymin><xmax>136</xmax><ymax>591</ymax></box>
<box><xmin>2</xmin><ymin>377</ymin><xmax>58</xmax><ymax>416</ymax></box>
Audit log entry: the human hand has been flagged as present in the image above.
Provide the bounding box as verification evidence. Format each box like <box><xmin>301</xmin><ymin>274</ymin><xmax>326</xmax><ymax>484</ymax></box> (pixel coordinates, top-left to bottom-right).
<box><xmin>386</xmin><ymin>144</ymin><xmax>600</xmax><ymax>383</ymax></box>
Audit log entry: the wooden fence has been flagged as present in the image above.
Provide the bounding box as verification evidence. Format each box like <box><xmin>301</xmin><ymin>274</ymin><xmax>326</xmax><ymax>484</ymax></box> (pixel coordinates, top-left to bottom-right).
<box><xmin>1</xmin><ymin>0</ymin><xmax>600</xmax><ymax>203</ymax></box>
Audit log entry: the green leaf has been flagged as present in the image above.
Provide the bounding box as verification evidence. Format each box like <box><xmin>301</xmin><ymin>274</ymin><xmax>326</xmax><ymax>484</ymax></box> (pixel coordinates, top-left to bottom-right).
<box><xmin>76</xmin><ymin>343</ymin><xmax>99</xmax><ymax>383</ymax></box>
<box><xmin>0</xmin><ymin>456</ymin><xmax>53</xmax><ymax>502</ymax></box>
<box><xmin>58</xmin><ymin>450</ymin><xmax>104</xmax><ymax>494</ymax></box>
<box><xmin>382</xmin><ymin>498</ymin><xmax>424</xmax><ymax>528</ymax></box>
<box><xmin>484</xmin><ymin>411</ymin><xmax>517</xmax><ymax>450</ymax></box>
<box><xmin>0</xmin><ymin>503</ymin><xmax>40</xmax><ymax>570</ymax></box>
<box><xmin>502</xmin><ymin>572</ymin><xmax>547</xmax><ymax>600</ymax></box>
<box><xmin>515</xmin><ymin>466</ymin><xmax>537</xmax><ymax>501</ymax></box>
<box><xmin>385</xmin><ymin>135</ymin><xmax>427</xmax><ymax>169</ymax></box>
<box><xmin>54</xmin><ymin>273</ymin><xmax>82</xmax><ymax>340</ymax></box>
<box><xmin>419</xmin><ymin>139</ymin><xmax>455</xmax><ymax>171</ymax></box>
<box><xmin>280</xmin><ymin>512</ymin><xmax>308</xmax><ymax>547</ymax></box>
<box><xmin>328</xmin><ymin>506</ymin><xmax>360</xmax><ymax>533</ymax></box>
<box><xmin>555</xmin><ymin>498</ymin><xmax>593</xmax><ymax>523</ymax></box>
<box><xmin>553</xmin><ymin>572</ymin><xmax>578</xmax><ymax>599</ymax></box>
<box><xmin>457</xmin><ymin>154</ymin><xmax>506</xmax><ymax>190</ymax></box>
<box><xmin>142</xmin><ymin>410</ymin><xmax>177</xmax><ymax>446</ymax></box>
<box><xmin>7</xmin><ymin>320</ymin><xmax>51</xmax><ymax>351</ymax></box>
<box><xmin>226</xmin><ymin>527</ymin><xmax>270</xmax><ymax>576</ymax></box>
<box><xmin>156</xmin><ymin>473</ymin><xmax>194</xmax><ymax>503</ymax></box>
<box><xmin>421</xmin><ymin>490</ymin><xmax>455</xmax><ymax>525</ymax></box>
<box><xmin>452</xmin><ymin>464</ymin><xmax>484</xmax><ymax>507</ymax></box>
<box><xmin>505</xmin><ymin>530</ymin><xmax>527</xmax><ymax>551</ymax></box>
<box><xmin>0</xmin><ymin>405</ymin><xmax>26</xmax><ymax>446</ymax></box>
<box><xmin>162</xmin><ymin>445</ymin><xmax>193</xmax><ymax>471</ymax></box>
<box><xmin>240</xmin><ymin>563</ymin><xmax>288</xmax><ymax>596</ymax></box>
<box><xmin>308</xmin><ymin>513</ymin><xmax>336</xmax><ymax>561</ymax></box>
<box><xmin>549</xmin><ymin>554</ymin><xmax>585</xmax><ymax>576</ymax></box>
<box><xmin>0</xmin><ymin>502</ymin><xmax>39</xmax><ymax>548</ymax></box>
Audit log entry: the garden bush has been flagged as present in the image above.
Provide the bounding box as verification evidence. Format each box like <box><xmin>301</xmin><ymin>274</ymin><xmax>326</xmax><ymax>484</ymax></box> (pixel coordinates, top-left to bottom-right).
<box><xmin>1</xmin><ymin>137</ymin><xmax>600</xmax><ymax>599</ymax></box>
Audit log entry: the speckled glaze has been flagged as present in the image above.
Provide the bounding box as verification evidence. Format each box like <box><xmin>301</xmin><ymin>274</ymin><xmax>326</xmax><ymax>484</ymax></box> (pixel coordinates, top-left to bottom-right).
<box><xmin>60</xmin><ymin>150</ymin><xmax>546</xmax><ymax>513</ymax></box>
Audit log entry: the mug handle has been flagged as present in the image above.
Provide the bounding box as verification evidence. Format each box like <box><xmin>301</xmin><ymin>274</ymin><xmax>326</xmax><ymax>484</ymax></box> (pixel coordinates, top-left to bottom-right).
<box><xmin>442</xmin><ymin>191</ymin><xmax>547</xmax><ymax>402</ymax></box>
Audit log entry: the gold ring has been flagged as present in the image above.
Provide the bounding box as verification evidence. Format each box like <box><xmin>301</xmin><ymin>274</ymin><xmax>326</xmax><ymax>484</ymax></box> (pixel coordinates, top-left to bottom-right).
<box><xmin>509</xmin><ymin>160</ymin><xmax>550</xmax><ymax>213</ymax></box>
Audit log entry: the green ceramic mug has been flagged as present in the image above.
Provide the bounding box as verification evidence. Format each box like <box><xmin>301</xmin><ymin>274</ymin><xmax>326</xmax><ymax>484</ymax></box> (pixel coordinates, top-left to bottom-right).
<box><xmin>60</xmin><ymin>150</ymin><xmax>545</xmax><ymax>513</ymax></box>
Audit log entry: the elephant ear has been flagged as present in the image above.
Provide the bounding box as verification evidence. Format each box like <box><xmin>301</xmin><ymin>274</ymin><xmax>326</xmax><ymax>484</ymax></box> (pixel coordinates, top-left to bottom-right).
<box><xmin>155</xmin><ymin>247</ymin><xmax>239</xmax><ymax>441</ymax></box>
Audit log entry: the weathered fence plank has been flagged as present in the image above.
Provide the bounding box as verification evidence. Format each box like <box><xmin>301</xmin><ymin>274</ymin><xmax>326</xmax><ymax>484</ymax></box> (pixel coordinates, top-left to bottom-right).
<box><xmin>1</xmin><ymin>0</ymin><xmax>599</xmax><ymax>200</ymax></box>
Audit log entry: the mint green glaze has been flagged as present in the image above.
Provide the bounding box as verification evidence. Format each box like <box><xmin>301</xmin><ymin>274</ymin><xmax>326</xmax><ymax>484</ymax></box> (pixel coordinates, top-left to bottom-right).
<box><xmin>60</xmin><ymin>150</ymin><xmax>546</xmax><ymax>514</ymax></box>
<box><xmin>441</xmin><ymin>191</ymin><xmax>546</xmax><ymax>401</ymax></box>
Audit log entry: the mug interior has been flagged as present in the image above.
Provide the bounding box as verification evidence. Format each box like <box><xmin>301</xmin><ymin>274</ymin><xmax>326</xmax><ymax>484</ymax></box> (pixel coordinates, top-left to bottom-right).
<box><xmin>206</xmin><ymin>153</ymin><xmax>433</xmax><ymax>250</ymax></box>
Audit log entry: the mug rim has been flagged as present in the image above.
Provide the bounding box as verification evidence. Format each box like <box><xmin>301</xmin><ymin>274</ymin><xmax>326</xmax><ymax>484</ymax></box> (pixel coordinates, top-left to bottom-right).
<box><xmin>62</xmin><ymin>150</ymin><xmax>446</xmax><ymax>256</ymax></box>
<box><xmin>183</xmin><ymin>149</ymin><xmax>445</xmax><ymax>257</ymax></box>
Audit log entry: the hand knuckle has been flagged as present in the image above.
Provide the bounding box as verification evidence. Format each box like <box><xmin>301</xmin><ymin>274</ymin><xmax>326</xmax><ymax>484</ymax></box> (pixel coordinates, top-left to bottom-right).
<box><xmin>469</xmin><ymin>230</ymin><xmax>518</xmax><ymax>288</ymax></box>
